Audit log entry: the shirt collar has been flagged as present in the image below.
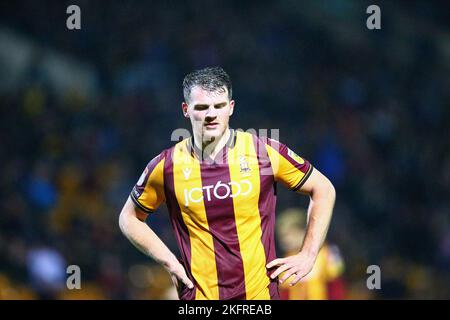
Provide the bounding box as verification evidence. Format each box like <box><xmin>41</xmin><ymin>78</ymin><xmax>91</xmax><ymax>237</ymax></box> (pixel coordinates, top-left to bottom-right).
<box><xmin>187</xmin><ymin>128</ymin><xmax>236</xmax><ymax>160</ymax></box>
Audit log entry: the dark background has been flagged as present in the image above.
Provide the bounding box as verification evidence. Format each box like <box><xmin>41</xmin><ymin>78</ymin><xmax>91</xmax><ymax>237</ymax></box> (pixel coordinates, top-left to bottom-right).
<box><xmin>0</xmin><ymin>0</ymin><xmax>448</xmax><ymax>299</ymax></box>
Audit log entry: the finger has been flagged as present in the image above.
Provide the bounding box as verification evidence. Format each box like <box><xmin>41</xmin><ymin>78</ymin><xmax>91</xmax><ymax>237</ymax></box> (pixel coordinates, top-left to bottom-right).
<box><xmin>176</xmin><ymin>270</ymin><xmax>194</xmax><ymax>289</ymax></box>
<box><xmin>279</xmin><ymin>269</ymin><xmax>297</xmax><ymax>284</ymax></box>
<box><xmin>173</xmin><ymin>268</ymin><xmax>194</xmax><ymax>289</ymax></box>
<box><xmin>182</xmin><ymin>276</ymin><xmax>194</xmax><ymax>289</ymax></box>
<box><xmin>270</xmin><ymin>263</ymin><xmax>290</xmax><ymax>280</ymax></box>
<box><xmin>289</xmin><ymin>273</ymin><xmax>305</xmax><ymax>286</ymax></box>
<box><xmin>266</xmin><ymin>258</ymin><xmax>284</xmax><ymax>269</ymax></box>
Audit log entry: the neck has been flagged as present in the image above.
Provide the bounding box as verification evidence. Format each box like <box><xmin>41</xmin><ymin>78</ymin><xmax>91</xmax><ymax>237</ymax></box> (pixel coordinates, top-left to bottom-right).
<box><xmin>193</xmin><ymin>127</ymin><xmax>230</xmax><ymax>160</ymax></box>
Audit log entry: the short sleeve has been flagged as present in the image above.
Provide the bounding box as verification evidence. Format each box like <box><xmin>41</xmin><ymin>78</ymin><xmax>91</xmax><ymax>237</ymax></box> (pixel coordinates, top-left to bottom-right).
<box><xmin>264</xmin><ymin>138</ymin><xmax>313</xmax><ymax>191</ymax></box>
<box><xmin>130</xmin><ymin>153</ymin><xmax>166</xmax><ymax>216</ymax></box>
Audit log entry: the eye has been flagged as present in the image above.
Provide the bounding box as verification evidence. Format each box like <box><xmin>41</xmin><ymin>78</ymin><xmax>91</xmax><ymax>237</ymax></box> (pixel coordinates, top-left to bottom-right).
<box><xmin>194</xmin><ymin>105</ymin><xmax>209</xmax><ymax>111</ymax></box>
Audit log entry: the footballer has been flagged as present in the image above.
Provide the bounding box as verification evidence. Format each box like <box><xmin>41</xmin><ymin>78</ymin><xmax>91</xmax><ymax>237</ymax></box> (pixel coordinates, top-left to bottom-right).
<box><xmin>119</xmin><ymin>67</ymin><xmax>336</xmax><ymax>300</ymax></box>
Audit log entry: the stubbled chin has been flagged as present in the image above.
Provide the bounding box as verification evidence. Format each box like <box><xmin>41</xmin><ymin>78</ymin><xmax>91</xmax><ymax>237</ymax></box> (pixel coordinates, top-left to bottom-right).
<box><xmin>203</xmin><ymin>133</ymin><xmax>217</xmax><ymax>142</ymax></box>
<box><xmin>202</xmin><ymin>128</ymin><xmax>222</xmax><ymax>141</ymax></box>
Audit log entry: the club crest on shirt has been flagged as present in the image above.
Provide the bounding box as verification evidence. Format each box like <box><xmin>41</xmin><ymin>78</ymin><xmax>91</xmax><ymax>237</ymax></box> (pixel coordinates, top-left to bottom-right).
<box><xmin>287</xmin><ymin>148</ymin><xmax>304</xmax><ymax>165</ymax></box>
<box><xmin>239</xmin><ymin>156</ymin><xmax>251</xmax><ymax>176</ymax></box>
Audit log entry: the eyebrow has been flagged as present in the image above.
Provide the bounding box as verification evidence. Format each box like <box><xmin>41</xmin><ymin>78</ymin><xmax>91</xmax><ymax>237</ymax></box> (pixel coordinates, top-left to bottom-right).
<box><xmin>193</xmin><ymin>102</ymin><xmax>227</xmax><ymax>109</ymax></box>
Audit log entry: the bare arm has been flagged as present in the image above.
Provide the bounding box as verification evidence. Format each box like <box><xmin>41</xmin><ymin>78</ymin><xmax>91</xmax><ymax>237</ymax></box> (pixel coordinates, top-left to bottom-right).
<box><xmin>296</xmin><ymin>167</ymin><xmax>336</xmax><ymax>257</ymax></box>
<box><xmin>119</xmin><ymin>197</ymin><xmax>194</xmax><ymax>289</ymax></box>
<box><xmin>267</xmin><ymin>168</ymin><xmax>336</xmax><ymax>286</ymax></box>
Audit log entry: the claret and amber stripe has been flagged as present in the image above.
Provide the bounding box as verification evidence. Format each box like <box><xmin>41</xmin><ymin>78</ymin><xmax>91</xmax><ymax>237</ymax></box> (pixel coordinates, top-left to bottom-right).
<box><xmin>200</xmin><ymin>148</ymin><xmax>247</xmax><ymax>300</ymax></box>
<box><xmin>171</xmin><ymin>141</ymin><xmax>220</xmax><ymax>300</ymax></box>
<box><xmin>228</xmin><ymin>131</ymin><xmax>272</xmax><ymax>300</ymax></box>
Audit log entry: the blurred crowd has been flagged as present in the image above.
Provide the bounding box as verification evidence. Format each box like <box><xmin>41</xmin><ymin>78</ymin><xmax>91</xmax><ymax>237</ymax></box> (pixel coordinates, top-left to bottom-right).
<box><xmin>0</xmin><ymin>1</ymin><xmax>449</xmax><ymax>299</ymax></box>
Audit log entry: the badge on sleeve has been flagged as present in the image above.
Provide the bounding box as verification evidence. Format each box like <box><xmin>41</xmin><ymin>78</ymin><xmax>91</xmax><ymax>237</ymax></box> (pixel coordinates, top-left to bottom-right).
<box><xmin>287</xmin><ymin>148</ymin><xmax>305</xmax><ymax>165</ymax></box>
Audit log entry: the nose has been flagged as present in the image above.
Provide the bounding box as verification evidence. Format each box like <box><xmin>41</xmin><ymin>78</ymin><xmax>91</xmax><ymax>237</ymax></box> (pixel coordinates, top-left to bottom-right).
<box><xmin>205</xmin><ymin>105</ymin><xmax>217</xmax><ymax>119</ymax></box>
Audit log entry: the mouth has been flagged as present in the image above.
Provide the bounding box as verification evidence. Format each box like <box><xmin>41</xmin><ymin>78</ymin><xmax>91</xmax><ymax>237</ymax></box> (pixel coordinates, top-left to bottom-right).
<box><xmin>204</xmin><ymin>122</ymin><xmax>219</xmax><ymax>129</ymax></box>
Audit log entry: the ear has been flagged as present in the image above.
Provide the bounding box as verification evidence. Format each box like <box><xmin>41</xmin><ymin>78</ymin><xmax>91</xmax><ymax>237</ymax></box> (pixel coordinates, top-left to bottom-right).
<box><xmin>181</xmin><ymin>102</ymin><xmax>189</xmax><ymax>118</ymax></box>
<box><xmin>229</xmin><ymin>100</ymin><xmax>235</xmax><ymax>116</ymax></box>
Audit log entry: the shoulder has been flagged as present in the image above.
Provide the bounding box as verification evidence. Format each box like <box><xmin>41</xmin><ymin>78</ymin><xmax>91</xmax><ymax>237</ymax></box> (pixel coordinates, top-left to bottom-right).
<box><xmin>146</xmin><ymin>138</ymin><xmax>190</xmax><ymax>165</ymax></box>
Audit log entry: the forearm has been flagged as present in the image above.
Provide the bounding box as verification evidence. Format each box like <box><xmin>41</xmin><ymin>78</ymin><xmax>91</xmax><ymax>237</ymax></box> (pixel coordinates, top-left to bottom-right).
<box><xmin>119</xmin><ymin>206</ymin><xmax>178</xmax><ymax>269</ymax></box>
<box><xmin>301</xmin><ymin>185</ymin><xmax>336</xmax><ymax>258</ymax></box>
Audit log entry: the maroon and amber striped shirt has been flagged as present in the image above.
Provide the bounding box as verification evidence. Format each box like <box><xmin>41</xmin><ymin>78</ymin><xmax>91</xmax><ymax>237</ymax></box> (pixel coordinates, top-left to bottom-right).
<box><xmin>130</xmin><ymin>129</ymin><xmax>313</xmax><ymax>300</ymax></box>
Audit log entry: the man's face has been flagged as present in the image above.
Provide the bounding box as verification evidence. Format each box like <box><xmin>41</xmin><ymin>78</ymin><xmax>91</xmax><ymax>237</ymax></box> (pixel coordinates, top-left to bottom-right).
<box><xmin>182</xmin><ymin>86</ymin><xmax>234</xmax><ymax>143</ymax></box>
